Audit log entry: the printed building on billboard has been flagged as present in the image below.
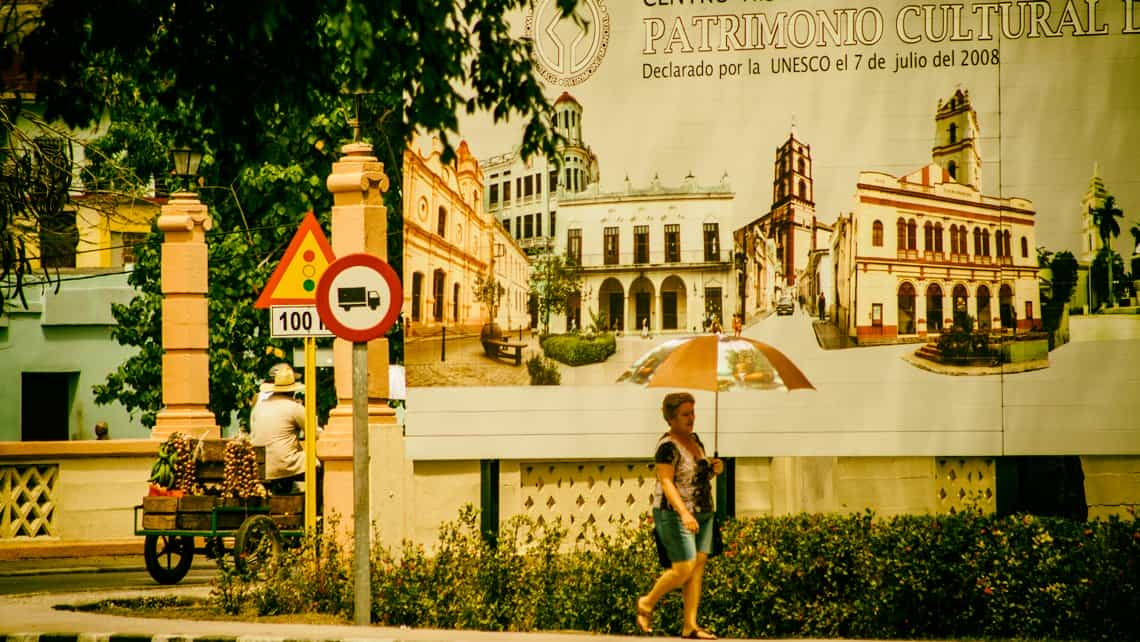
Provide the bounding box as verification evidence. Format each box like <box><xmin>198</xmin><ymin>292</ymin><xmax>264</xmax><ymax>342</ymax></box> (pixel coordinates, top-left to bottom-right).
<box><xmin>834</xmin><ymin>89</ymin><xmax>1040</xmax><ymax>342</ymax></box>
<box><xmin>1072</xmin><ymin>164</ymin><xmax>1127</xmax><ymax>313</ymax></box>
<box><xmin>402</xmin><ymin>134</ymin><xmax>529</xmax><ymax>336</ymax></box>
<box><xmin>737</xmin><ymin>129</ymin><xmax>833</xmax><ymax>321</ymax></box>
<box><xmin>554</xmin><ymin>172</ymin><xmax>736</xmax><ymax>334</ymax></box>
<box><xmin>482</xmin><ymin>92</ymin><xmax>599</xmax><ymax>258</ymax></box>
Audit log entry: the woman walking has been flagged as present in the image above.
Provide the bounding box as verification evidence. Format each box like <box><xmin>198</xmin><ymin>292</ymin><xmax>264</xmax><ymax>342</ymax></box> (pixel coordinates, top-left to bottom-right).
<box><xmin>637</xmin><ymin>392</ymin><xmax>723</xmax><ymax>639</ymax></box>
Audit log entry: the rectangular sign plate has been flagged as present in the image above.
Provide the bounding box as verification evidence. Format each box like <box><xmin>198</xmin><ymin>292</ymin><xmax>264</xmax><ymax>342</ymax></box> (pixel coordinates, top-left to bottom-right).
<box><xmin>270</xmin><ymin>305</ymin><xmax>334</xmax><ymax>338</ymax></box>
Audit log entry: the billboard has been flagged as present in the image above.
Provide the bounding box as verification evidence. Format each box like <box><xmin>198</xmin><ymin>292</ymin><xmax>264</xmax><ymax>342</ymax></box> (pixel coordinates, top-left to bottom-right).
<box><xmin>403</xmin><ymin>0</ymin><xmax>1140</xmax><ymax>460</ymax></box>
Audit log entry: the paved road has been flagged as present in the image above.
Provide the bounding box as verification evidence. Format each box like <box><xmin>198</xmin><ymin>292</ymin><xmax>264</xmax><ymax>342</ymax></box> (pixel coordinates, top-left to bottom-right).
<box><xmin>0</xmin><ymin>557</ymin><xmax>962</xmax><ymax>642</ymax></box>
<box><xmin>0</xmin><ymin>584</ymin><xmax>951</xmax><ymax>642</ymax></box>
<box><xmin>0</xmin><ymin>566</ymin><xmax>215</xmax><ymax>596</ymax></box>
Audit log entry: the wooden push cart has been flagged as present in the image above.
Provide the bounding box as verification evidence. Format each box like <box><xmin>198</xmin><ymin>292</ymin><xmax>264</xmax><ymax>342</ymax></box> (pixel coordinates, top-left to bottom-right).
<box><xmin>134</xmin><ymin>493</ymin><xmax>304</xmax><ymax>584</ymax></box>
<box><xmin>133</xmin><ymin>438</ymin><xmax>307</xmax><ymax>584</ymax></box>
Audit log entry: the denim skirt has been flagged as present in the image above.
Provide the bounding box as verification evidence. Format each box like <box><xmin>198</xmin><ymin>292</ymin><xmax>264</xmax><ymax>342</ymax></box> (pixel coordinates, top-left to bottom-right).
<box><xmin>653</xmin><ymin>507</ymin><xmax>715</xmax><ymax>563</ymax></box>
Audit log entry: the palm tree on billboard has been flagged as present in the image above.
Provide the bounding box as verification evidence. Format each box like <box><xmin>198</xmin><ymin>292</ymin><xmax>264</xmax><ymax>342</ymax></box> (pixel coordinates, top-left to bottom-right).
<box><xmin>1089</xmin><ymin>195</ymin><xmax>1123</xmax><ymax>307</ymax></box>
<box><xmin>1131</xmin><ymin>224</ymin><xmax>1140</xmax><ymax>295</ymax></box>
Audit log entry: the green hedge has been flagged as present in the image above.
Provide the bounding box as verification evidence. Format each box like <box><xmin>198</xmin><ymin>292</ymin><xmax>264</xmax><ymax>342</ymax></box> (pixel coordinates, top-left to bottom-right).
<box><xmin>540</xmin><ymin>332</ymin><xmax>616</xmax><ymax>366</ymax></box>
<box><xmin>214</xmin><ymin>507</ymin><xmax>1140</xmax><ymax>640</ymax></box>
<box><xmin>705</xmin><ymin>512</ymin><xmax>1138</xmax><ymax>640</ymax></box>
<box><xmin>525</xmin><ymin>354</ymin><xmax>561</xmax><ymax>385</ymax></box>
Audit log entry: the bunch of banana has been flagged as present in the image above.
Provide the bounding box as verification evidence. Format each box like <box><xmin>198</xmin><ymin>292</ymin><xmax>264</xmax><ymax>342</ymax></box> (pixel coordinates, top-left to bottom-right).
<box><xmin>149</xmin><ymin>443</ymin><xmax>177</xmax><ymax>488</ymax></box>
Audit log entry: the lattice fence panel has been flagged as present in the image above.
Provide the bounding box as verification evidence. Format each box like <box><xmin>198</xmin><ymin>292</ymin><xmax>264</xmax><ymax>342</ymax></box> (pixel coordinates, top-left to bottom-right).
<box><xmin>936</xmin><ymin>457</ymin><xmax>995</xmax><ymax>515</ymax></box>
<box><xmin>520</xmin><ymin>461</ymin><xmax>656</xmax><ymax>543</ymax></box>
<box><xmin>1</xmin><ymin>464</ymin><xmax>59</xmax><ymax>539</ymax></box>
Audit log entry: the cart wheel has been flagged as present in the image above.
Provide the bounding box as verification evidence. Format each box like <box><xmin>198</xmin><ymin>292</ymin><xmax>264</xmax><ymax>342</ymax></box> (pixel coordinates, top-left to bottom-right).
<box><xmin>234</xmin><ymin>514</ymin><xmax>282</xmax><ymax>578</ymax></box>
<box><xmin>143</xmin><ymin>534</ymin><xmax>194</xmax><ymax>584</ymax></box>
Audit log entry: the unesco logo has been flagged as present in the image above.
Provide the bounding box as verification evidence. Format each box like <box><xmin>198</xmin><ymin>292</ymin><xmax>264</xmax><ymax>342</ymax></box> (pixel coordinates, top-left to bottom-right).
<box><xmin>526</xmin><ymin>0</ymin><xmax>610</xmax><ymax>87</ymax></box>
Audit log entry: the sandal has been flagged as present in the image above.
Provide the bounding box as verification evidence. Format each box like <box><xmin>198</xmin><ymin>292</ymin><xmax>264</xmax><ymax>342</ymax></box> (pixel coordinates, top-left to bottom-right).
<box><xmin>636</xmin><ymin>596</ymin><xmax>653</xmax><ymax>633</ymax></box>
<box><xmin>682</xmin><ymin>628</ymin><xmax>717</xmax><ymax>640</ymax></box>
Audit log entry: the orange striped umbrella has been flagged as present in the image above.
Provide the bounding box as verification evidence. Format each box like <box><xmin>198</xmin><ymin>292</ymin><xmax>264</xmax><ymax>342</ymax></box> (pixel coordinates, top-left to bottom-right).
<box><xmin>617</xmin><ymin>334</ymin><xmax>814</xmax><ymax>453</ymax></box>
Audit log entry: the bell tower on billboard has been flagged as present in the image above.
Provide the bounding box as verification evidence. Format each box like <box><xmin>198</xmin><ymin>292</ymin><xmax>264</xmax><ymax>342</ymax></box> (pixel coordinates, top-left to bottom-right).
<box><xmin>932</xmin><ymin>88</ymin><xmax>981</xmax><ymax>189</ymax></box>
<box><xmin>766</xmin><ymin>129</ymin><xmax>816</xmax><ymax>287</ymax></box>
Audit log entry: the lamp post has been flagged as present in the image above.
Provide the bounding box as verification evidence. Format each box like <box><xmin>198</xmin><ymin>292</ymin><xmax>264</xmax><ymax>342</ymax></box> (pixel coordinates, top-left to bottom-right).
<box><xmin>170</xmin><ymin>147</ymin><xmax>204</xmax><ymax>193</ymax></box>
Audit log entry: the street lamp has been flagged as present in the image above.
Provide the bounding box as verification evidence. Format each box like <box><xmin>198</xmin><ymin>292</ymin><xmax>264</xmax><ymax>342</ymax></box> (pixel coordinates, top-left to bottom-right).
<box><xmin>170</xmin><ymin>146</ymin><xmax>203</xmax><ymax>192</ymax></box>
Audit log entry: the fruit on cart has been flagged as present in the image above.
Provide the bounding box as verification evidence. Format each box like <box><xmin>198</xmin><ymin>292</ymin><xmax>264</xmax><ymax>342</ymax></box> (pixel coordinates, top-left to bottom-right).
<box><xmin>158</xmin><ymin>432</ymin><xmax>204</xmax><ymax>495</ymax></box>
<box><xmin>222</xmin><ymin>438</ymin><xmax>267</xmax><ymax>499</ymax></box>
<box><xmin>147</xmin><ymin>484</ymin><xmax>185</xmax><ymax>497</ymax></box>
<box><xmin>148</xmin><ymin>442</ymin><xmax>177</xmax><ymax>488</ymax></box>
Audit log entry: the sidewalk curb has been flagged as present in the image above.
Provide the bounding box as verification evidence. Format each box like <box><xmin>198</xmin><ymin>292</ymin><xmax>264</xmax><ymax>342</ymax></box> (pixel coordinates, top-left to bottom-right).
<box><xmin>0</xmin><ymin>567</ymin><xmax>136</xmax><ymax>578</ymax></box>
<box><xmin>0</xmin><ymin>542</ymin><xmax>143</xmax><ymax>562</ymax></box>
<box><xmin>3</xmin><ymin>637</ymin><xmax>407</xmax><ymax>642</ymax></box>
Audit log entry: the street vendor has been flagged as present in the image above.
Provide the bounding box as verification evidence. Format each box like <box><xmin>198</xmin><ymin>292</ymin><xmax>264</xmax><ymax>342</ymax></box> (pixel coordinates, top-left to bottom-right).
<box><xmin>250</xmin><ymin>364</ymin><xmax>315</xmax><ymax>495</ymax></box>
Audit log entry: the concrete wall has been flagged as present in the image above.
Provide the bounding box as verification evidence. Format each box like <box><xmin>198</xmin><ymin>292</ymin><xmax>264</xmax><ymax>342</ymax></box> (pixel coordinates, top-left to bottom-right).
<box><xmin>1082</xmin><ymin>455</ymin><xmax>1140</xmax><ymax>520</ymax></box>
<box><xmin>0</xmin><ymin>440</ymin><xmax>156</xmax><ymax>555</ymax></box>
<box><xmin>1</xmin><ymin>438</ymin><xmax>1132</xmax><ymax>555</ymax></box>
<box><xmin>384</xmin><ymin>454</ymin><xmax>1005</xmax><ymax>552</ymax></box>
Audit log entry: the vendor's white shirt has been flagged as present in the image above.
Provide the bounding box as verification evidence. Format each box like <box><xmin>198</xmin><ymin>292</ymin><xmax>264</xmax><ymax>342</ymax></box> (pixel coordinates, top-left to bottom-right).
<box><xmin>250</xmin><ymin>395</ymin><xmax>306</xmax><ymax>480</ymax></box>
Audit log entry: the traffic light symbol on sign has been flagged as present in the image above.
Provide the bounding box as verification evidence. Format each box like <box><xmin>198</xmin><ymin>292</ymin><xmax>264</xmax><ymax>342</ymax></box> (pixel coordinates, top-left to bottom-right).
<box><xmin>302</xmin><ymin>250</ymin><xmax>317</xmax><ymax>293</ymax></box>
<box><xmin>254</xmin><ymin>211</ymin><xmax>337</xmax><ymax>308</ymax></box>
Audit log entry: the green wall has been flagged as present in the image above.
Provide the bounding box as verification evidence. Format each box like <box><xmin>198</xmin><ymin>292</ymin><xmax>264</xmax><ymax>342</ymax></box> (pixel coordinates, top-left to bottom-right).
<box><xmin>0</xmin><ymin>272</ymin><xmax>147</xmax><ymax>441</ymax></box>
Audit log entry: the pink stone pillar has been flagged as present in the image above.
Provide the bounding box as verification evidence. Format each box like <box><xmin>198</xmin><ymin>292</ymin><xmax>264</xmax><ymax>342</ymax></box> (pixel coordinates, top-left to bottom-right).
<box><xmin>320</xmin><ymin>143</ymin><xmax>398</xmax><ymax>528</ymax></box>
<box><xmin>152</xmin><ymin>193</ymin><xmax>221</xmax><ymax>440</ymax></box>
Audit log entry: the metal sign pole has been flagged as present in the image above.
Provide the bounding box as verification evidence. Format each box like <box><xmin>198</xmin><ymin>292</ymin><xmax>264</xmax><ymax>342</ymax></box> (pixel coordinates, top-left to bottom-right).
<box><xmin>314</xmin><ymin>252</ymin><xmax>398</xmax><ymax>628</ymax></box>
<box><xmin>352</xmin><ymin>340</ymin><xmax>371</xmax><ymax>625</ymax></box>
<box><xmin>304</xmin><ymin>336</ymin><xmax>318</xmax><ymax>532</ymax></box>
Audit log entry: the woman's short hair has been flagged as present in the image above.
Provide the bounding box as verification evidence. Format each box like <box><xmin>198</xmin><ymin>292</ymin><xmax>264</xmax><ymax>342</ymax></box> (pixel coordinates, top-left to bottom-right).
<box><xmin>661</xmin><ymin>391</ymin><xmax>696</xmax><ymax>421</ymax></box>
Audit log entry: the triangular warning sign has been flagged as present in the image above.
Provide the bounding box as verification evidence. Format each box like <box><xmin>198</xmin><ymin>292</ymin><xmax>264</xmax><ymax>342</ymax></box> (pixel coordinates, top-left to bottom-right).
<box><xmin>254</xmin><ymin>211</ymin><xmax>336</xmax><ymax>308</ymax></box>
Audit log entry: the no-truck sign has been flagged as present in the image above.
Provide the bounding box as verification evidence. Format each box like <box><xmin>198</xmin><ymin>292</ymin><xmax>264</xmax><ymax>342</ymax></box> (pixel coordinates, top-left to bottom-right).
<box><xmin>314</xmin><ymin>253</ymin><xmax>402</xmax><ymax>343</ymax></box>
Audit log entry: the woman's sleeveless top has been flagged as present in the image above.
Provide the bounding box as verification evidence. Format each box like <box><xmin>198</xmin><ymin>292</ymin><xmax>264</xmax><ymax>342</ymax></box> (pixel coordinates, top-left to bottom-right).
<box><xmin>651</xmin><ymin>432</ymin><xmax>714</xmax><ymax>514</ymax></box>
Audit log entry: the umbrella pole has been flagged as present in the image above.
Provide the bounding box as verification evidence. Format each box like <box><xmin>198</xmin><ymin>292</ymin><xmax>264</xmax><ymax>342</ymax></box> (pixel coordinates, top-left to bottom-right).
<box><xmin>714</xmin><ymin>387</ymin><xmax>719</xmax><ymax>458</ymax></box>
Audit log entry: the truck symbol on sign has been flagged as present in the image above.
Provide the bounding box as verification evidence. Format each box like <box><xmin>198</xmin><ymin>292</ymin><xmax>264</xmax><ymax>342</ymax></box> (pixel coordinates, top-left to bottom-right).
<box><xmin>338</xmin><ymin>287</ymin><xmax>381</xmax><ymax>311</ymax></box>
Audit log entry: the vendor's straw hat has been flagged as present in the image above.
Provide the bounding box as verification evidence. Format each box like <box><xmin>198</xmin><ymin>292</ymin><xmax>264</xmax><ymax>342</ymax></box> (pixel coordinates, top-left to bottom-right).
<box><xmin>264</xmin><ymin>366</ymin><xmax>303</xmax><ymax>393</ymax></box>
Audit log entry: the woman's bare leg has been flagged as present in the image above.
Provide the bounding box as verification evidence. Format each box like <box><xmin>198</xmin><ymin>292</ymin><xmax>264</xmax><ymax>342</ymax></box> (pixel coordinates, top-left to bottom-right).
<box><xmin>638</xmin><ymin>560</ymin><xmax>695</xmax><ymax>631</ymax></box>
<box><xmin>682</xmin><ymin>553</ymin><xmax>709</xmax><ymax>634</ymax></box>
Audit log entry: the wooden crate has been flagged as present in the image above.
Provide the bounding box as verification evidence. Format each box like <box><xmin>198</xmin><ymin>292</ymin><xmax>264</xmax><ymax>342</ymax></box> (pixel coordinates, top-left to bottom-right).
<box><xmin>176</xmin><ymin>511</ymin><xmax>246</xmax><ymax>530</ymax></box>
<box><xmin>141</xmin><ymin>513</ymin><xmax>177</xmax><ymax>530</ymax></box>
<box><xmin>142</xmin><ymin>496</ymin><xmax>179</xmax><ymax>513</ymax></box>
<box><xmin>194</xmin><ymin>440</ymin><xmax>267</xmax><ymax>482</ymax></box>
<box><xmin>198</xmin><ymin>439</ymin><xmax>264</xmax><ymax>463</ymax></box>
<box><xmin>178</xmin><ymin>495</ymin><xmax>217</xmax><ymax>512</ymax></box>
<box><xmin>141</xmin><ymin>494</ymin><xmax>249</xmax><ymax>531</ymax></box>
<box><xmin>217</xmin><ymin>496</ymin><xmax>267</xmax><ymax>509</ymax></box>
<box><xmin>269</xmin><ymin>494</ymin><xmax>304</xmax><ymax>515</ymax></box>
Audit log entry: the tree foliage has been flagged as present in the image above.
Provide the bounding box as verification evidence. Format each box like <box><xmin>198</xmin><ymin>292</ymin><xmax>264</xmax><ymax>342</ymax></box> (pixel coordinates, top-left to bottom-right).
<box><xmin>1090</xmin><ymin>195</ymin><xmax>1123</xmax><ymax>247</ymax></box>
<box><xmin>1091</xmin><ymin>247</ymin><xmax>1126</xmax><ymax>307</ymax></box>
<box><xmin>474</xmin><ymin>272</ymin><xmax>506</xmax><ymax>321</ymax></box>
<box><xmin>528</xmin><ymin>253</ymin><xmax>581</xmax><ymax>335</ymax></box>
<box><xmin>19</xmin><ymin>0</ymin><xmax>577</xmax><ymax>428</ymax></box>
<box><xmin>1049</xmin><ymin>250</ymin><xmax>1078</xmax><ymax>306</ymax></box>
<box><xmin>1089</xmin><ymin>195</ymin><xmax>1124</xmax><ymax>307</ymax></box>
